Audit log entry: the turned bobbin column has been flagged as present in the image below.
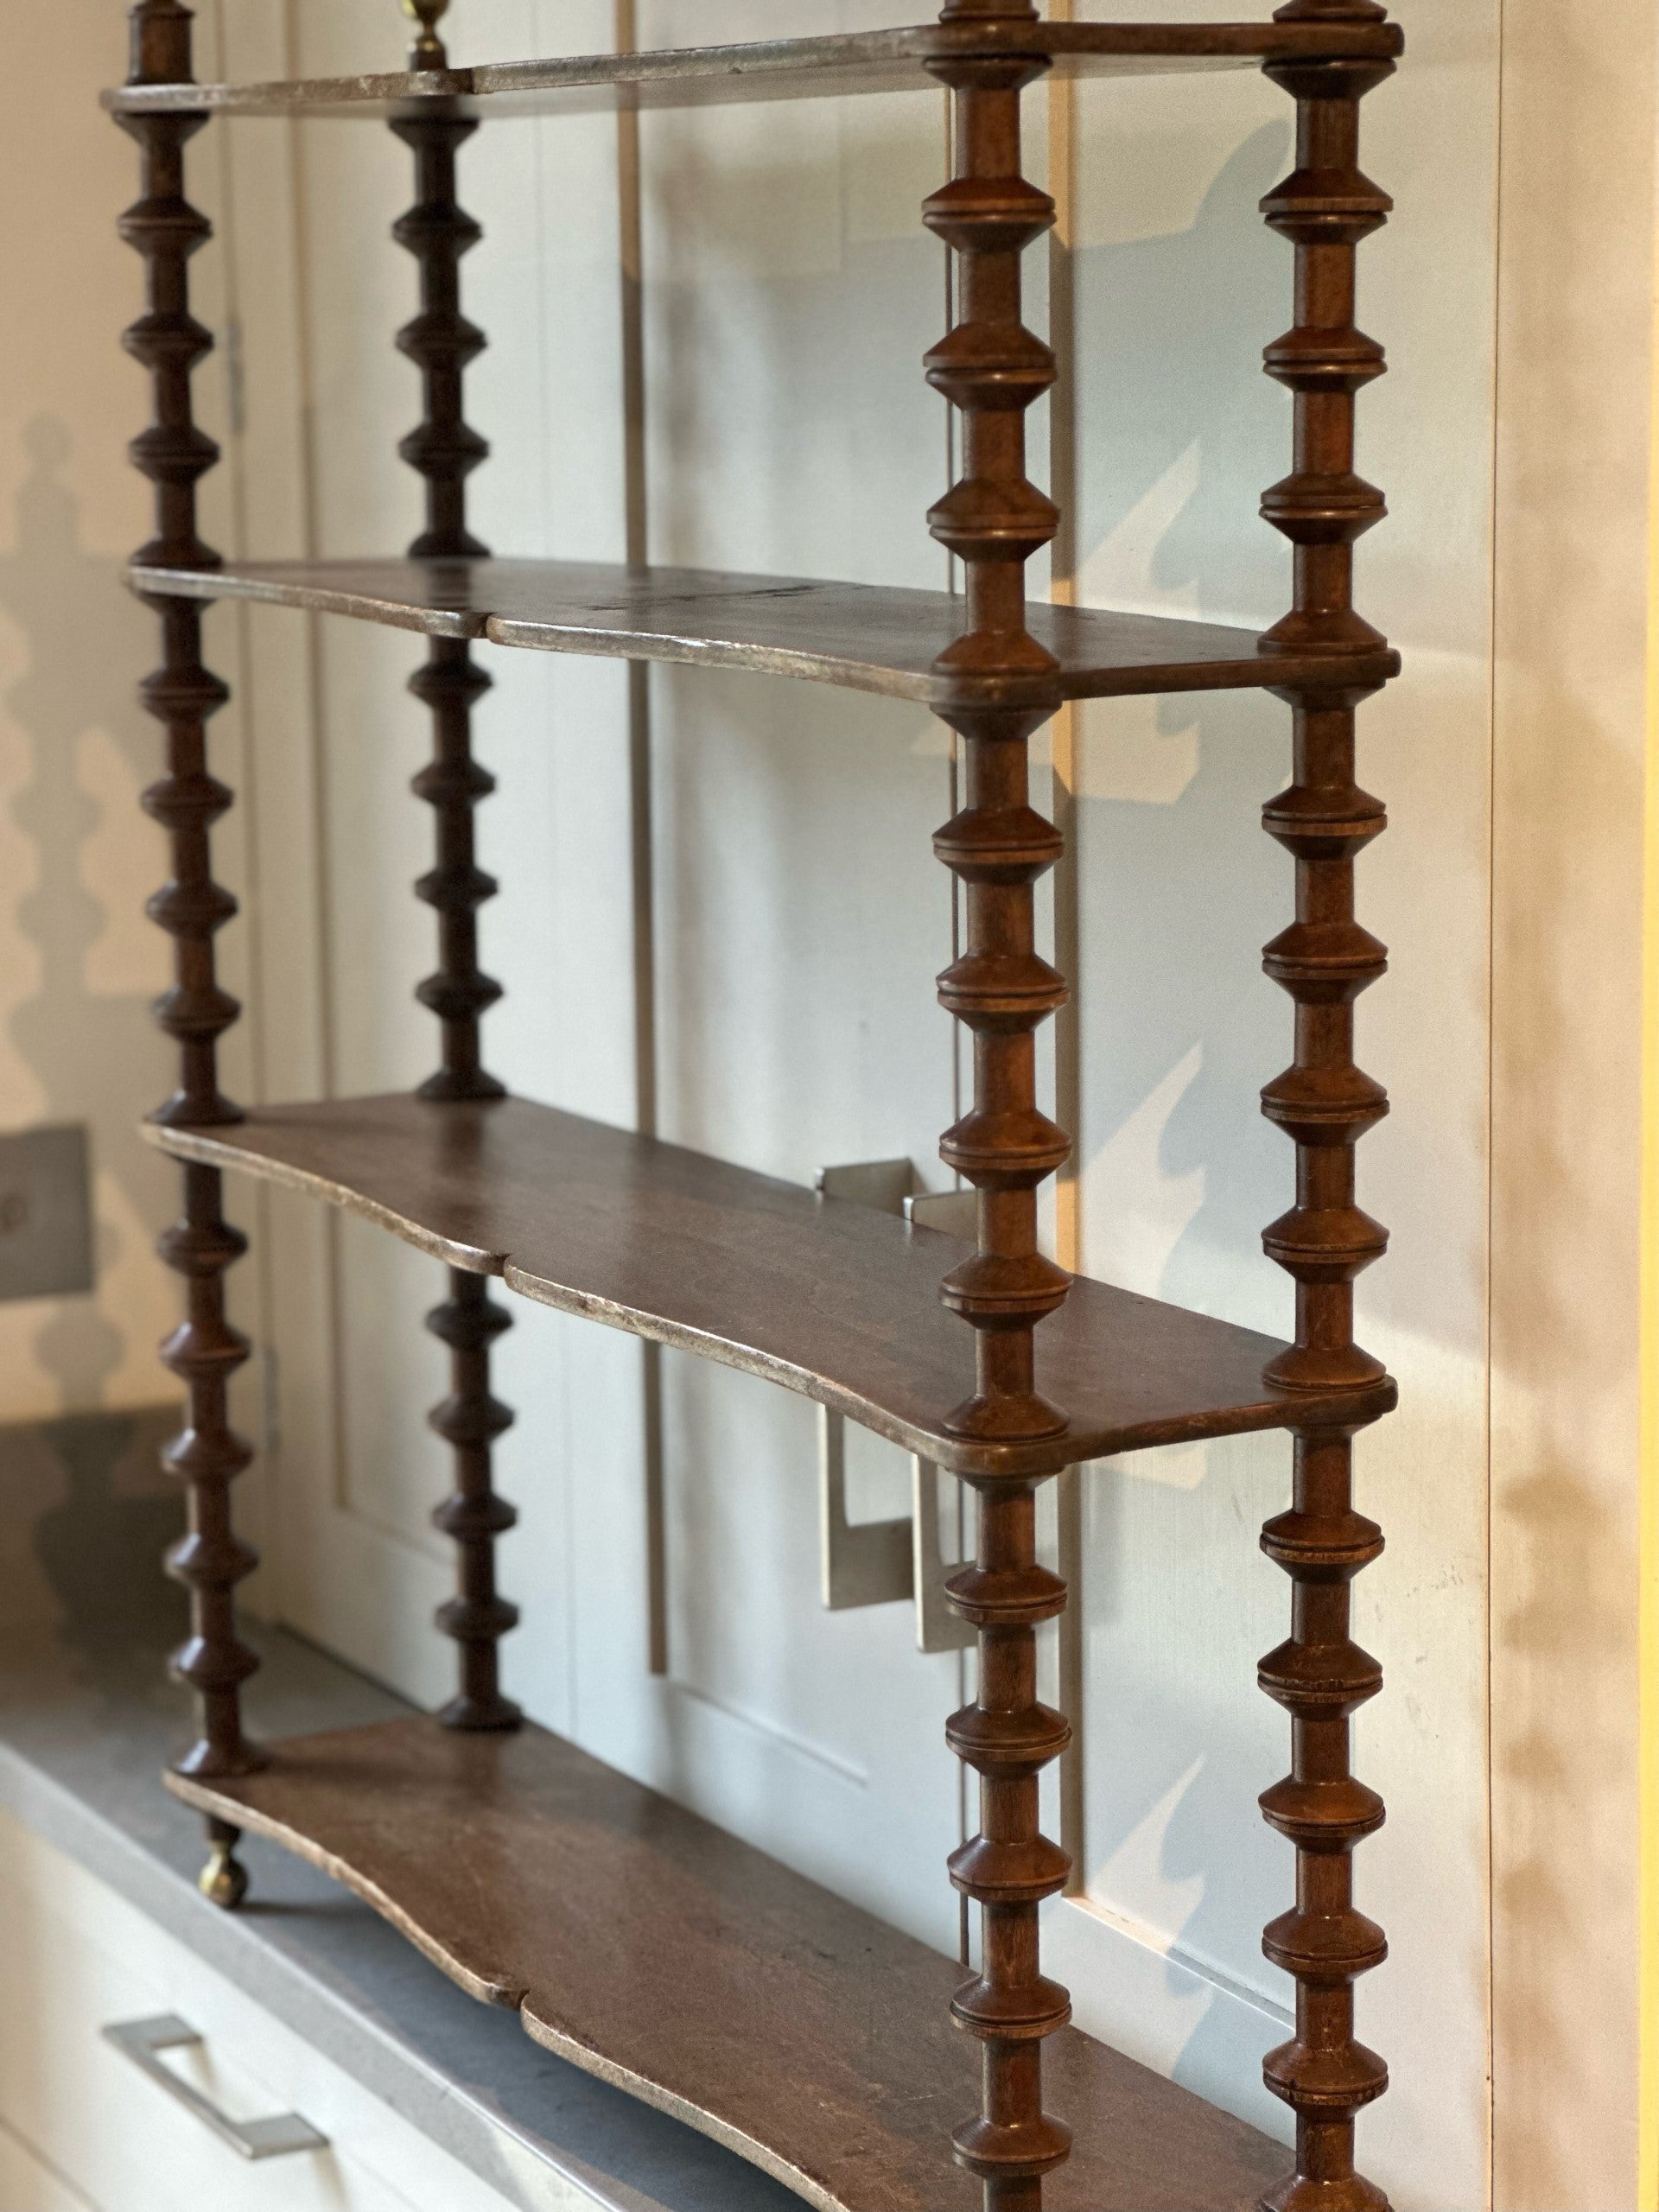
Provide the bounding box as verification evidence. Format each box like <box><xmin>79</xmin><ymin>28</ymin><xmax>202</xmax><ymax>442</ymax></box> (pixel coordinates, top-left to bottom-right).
<box><xmin>1256</xmin><ymin>21</ymin><xmax>1395</xmax><ymax>2210</ymax></box>
<box><xmin>925</xmin><ymin>5</ymin><xmax>1074</xmax><ymax>2204</ymax></box>
<box><xmin>118</xmin><ymin>0</ymin><xmax>266</xmax><ymax>1911</ymax></box>
<box><xmin>392</xmin><ymin>0</ymin><xmax>521</xmax><ymax>1732</ymax></box>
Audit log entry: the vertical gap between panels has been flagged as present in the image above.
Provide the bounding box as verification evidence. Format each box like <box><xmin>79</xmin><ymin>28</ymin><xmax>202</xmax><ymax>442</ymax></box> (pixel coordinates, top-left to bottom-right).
<box><xmin>614</xmin><ymin>0</ymin><xmax>669</xmax><ymax>1681</ymax></box>
<box><xmin>251</xmin><ymin>0</ymin><xmax>346</xmax><ymax>1607</ymax></box>
<box><xmin>1638</xmin><ymin>61</ymin><xmax>1659</xmax><ymax>2209</ymax></box>
<box><xmin>525</xmin><ymin>0</ymin><xmax>585</xmax><ymax>1733</ymax></box>
<box><xmin>523</xmin><ymin>0</ymin><xmax>578</xmax><ymax>1727</ymax></box>
<box><xmin>944</xmin><ymin>82</ymin><xmax>964</xmax><ymax>1147</ymax></box>
<box><xmin>941</xmin><ymin>79</ymin><xmax>974</xmax><ymax>1949</ymax></box>
<box><xmin>278</xmin><ymin>0</ymin><xmax>350</xmax><ymax>1529</ymax></box>
<box><xmin>1046</xmin><ymin>3</ymin><xmax>1087</xmax><ymax>1891</ymax></box>
<box><xmin>1483</xmin><ymin>9</ymin><xmax>1506</xmax><ymax>2197</ymax></box>
<box><xmin>281</xmin><ymin>0</ymin><xmax>335</xmax><ymax>1105</ymax></box>
<box><xmin>207</xmin><ymin>0</ymin><xmax>282</xmax><ymax>1609</ymax></box>
<box><xmin>200</xmin><ymin>3</ymin><xmax>260</xmax><ymax>1104</ymax></box>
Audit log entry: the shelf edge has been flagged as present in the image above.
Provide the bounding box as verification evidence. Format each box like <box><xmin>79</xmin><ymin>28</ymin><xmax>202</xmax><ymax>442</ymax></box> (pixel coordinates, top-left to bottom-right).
<box><xmin>141</xmin><ymin>1120</ymin><xmax>503</xmax><ymax>1274</ymax></box>
<box><xmin>144</xmin><ymin>1109</ymin><xmax>1396</xmax><ymax>1481</ymax></box>
<box><xmin>101</xmin><ymin>20</ymin><xmax>1404</xmax><ymax>119</ymax></box>
<box><xmin>126</xmin><ymin>560</ymin><xmax>1403</xmax><ymax>707</ymax></box>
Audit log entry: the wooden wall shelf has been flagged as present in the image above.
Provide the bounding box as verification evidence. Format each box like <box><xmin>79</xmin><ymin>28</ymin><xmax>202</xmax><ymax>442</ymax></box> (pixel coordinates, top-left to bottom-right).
<box><xmin>114</xmin><ymin>2</ymin><xmax>1407</xmax><ymax>2203</ymax></box>
<box><xmin>147</xmin><ymin>1095</ymin><xmax>1395</xmax><ymax>1482</ymax></box>
<box><xmin>168</xmin><ymin>1715</ymin><xmax>1286</xmax><ymax>2212</ymax></box>
<box><xmin>105</xmin><ymin>19</ymin><xmax>1404</xmax><ymax>123</ymax></box>
<box><xmin>136</xmin><ymin>558</ymin><xmax>1401</xmax><ymax>706</ymax></box>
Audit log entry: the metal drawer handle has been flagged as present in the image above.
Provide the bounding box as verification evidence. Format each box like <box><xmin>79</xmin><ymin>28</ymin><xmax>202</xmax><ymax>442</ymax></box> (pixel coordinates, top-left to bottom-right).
<box><xmin>102</xmin><ymin>2016</ymin><xmax>328</xmax><ymax>2160</ymax></box>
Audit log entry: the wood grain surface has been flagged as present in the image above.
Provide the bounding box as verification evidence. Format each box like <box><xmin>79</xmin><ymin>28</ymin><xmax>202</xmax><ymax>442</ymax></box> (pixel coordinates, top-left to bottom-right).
<box><xmin>130</xmin><ymin>556</ymin><xmax>1400</xmax><ymax>705</ymax></box>
<box><xmin>144</xmin><ymin>1095</ymin><xmax>1394</xmax><ymax>1481</ymax></box>
<box><xmin>105</xmin><ymin>19</ymin><xmax>1405</xmax><ymax>120</ymax></box>
<box><xmin>168</xmin><ymin>1715</ymin><xmax>1287</xmax><ymax>2212</ymax></box>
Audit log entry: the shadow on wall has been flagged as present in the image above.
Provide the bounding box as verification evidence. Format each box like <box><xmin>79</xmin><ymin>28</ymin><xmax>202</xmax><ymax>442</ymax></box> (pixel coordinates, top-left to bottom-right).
<box><xmin>1067</xmin><ymin>128</ymin><xmax>1299</xmax><ymax>1331</ymax></box>
<box><xmin>1488</xmin><ymin>658</ymin><xmax>1633</xmax><ymax>2206</ymax></box>
<box><xmin>0</xmin><ymin>1406</ymin><xmax>184</xmax><ymax>1703</ymax></box>
<box><xmin>1057</xmin><ymin>125</ymin><xmax>1306</xmax><ymax>2089</ymax></box>
<box><xmin>29</xmin><ymin>1410</ymin><xmax>185</xmax><ymax>1657</ymax></box>
<box><xmin>1057</xmin><ymin>118</ymin><xmax>1483</xmax><ymax>2134</ymax></box>
<box><xmin>0</xmin><ymin>415</ymin><xmax>178</xmax><ymax>1412</ymax></box>
<box><xmin>642</xmin><ymin>108</ymin><xmax>1326</xmax><ymax>2049</ymax></box>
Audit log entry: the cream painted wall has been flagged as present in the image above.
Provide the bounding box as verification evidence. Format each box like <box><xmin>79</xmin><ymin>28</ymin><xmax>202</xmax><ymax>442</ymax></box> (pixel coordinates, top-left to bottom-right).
<box><xmin>1490</xmin><ymin>3</ymin><xmax>1658</xmax><ymax>2205</ymax></box>
<box><xmin>0</xmin><ymin>3</ymin><xmax>256</xmax><ymax>1423</ymax></box>
<box><xmin>41</xmin><ymin>2</ymin><xmax>1659</xmax><ymax>2209</ymax></box>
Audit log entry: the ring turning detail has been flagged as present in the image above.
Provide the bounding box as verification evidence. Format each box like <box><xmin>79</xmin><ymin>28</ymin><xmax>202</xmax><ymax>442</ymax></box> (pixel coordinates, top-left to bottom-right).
<box><xmin>121</xmin><ymin>0</ymin><xmax>266</xmax><ymax>1919</ymax></box>
<box><xmin>925</xmin><ymin>6</ymin><xmax>1076</xmax><ymax>2206</ymax></box>
<box><xmin>1255</xmin><ymin>15</ymin><xmax>1395</xmax><ymax>2210</ymax></box>
<box><xmin>391</xmin><ymin>60</ymin><xmax>522</xmax><ymax>1734</ymax></box>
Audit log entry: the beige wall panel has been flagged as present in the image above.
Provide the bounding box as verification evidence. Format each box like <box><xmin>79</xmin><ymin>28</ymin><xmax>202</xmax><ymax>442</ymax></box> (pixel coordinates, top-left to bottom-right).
<box><xmin>1491</xmin><ymin>3</ymin><xmax>1657</xmax><ymax>2207</ymax></box>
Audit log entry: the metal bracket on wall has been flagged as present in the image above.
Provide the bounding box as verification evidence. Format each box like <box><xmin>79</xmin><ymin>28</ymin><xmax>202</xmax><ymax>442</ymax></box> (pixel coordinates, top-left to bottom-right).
<box><xmin>814</xmin><ymin>1161</ymin><xmax>975</xmax><ymax>1655</ymax></box>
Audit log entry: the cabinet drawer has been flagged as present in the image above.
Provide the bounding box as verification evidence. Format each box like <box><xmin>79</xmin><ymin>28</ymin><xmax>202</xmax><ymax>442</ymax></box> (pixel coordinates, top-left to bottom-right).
<box><xmin>0</xmin><ymin>1813</ymin><xmax>521</xmax><ymax>2212</ymax></box>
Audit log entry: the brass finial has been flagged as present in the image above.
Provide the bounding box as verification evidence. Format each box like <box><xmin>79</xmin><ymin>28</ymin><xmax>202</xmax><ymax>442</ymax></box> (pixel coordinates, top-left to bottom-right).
<box><xmin>401</xmin><ymin>0</ymin><xmax>449</xmax><ymax>69</ymax></box>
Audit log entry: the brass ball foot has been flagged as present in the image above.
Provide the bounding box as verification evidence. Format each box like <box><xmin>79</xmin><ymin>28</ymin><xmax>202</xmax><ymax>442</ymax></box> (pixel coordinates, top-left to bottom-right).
<box><xmin>199</xmin><ymin>1838</ymin><xmax>249</xmax><ymax>1911</ymax></box>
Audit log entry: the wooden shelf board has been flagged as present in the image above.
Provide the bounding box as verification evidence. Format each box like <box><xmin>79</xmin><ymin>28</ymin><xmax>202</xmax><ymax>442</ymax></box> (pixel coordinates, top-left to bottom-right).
<box><xmin>130</xmin><ymin>558</ymin><xmax>1399</xmax><ymax>705</ymax></box>
<box><xmin>106</xmin><ymin>20</ymin><xmax>1403</xmax><ymax>120</ymax></box>
<box><xmin>168</xmin><ymin>1715</ymin><xmax>1287</xmax><ymax>2212</ymax></box>
<box><xmin>146</xmin><ymin>1096</ymin><xmax>1393</xmax><ymax>1480</ymax></box>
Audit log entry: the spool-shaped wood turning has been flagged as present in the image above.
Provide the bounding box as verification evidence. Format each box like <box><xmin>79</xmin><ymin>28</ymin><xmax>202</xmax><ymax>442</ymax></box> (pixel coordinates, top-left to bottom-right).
<box><xmin>391</xmin><ymin>7</ymin><xmax>519</xmax><ymax>1732</ymax></box>
<box><xmin>118</xmin><ymin>0</ymin><xmax>266</xmax><ymax>1907</ymax></box>
<box><xmin>1256</xmin><ymin>24</ymin><xmax>1395</xmax><ymax>2210</ymax></box>
<box><xmin>925</xmin><ymin>7</ymin><xmax>1072</xmax><ymax>2204</ymax></box>
<box><xmin>426</xmin><ymin>1269</ymin><xmax>520</xmax><ymax>1731</ymax></box>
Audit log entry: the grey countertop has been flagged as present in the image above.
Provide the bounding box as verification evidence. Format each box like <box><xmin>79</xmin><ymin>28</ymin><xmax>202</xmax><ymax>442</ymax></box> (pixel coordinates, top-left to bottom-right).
<box><xmin>0</xmin><ymin>1408</ymin><xmax>804</xmax><ymax>2212</ymax></box>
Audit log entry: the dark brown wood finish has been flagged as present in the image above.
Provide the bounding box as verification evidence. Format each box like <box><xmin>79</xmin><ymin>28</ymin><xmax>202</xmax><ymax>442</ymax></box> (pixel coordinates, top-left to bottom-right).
<box><xmin>168</xmin><ymin>1715</ymin><xmax>1287</xmax><ymax>2212</ymax></box>
<box><xmin>133</xmin><ymin>554</ymin><xmax>1400</xmax><ymax>703</ymax></box>
<box><xmin>391</xmin><ymin>0</ymin><xmax>520</xmax><ymax>1736</ymax></box>
<box><xmin>143</xmin><ymin>1096</ymin><xmax>1394</xmax><ymax>1482</ymax></box>
<box><xmin>1256</xmin><ymin>16</ymin><xmax>1395</xmax><ymax>2209</ymax></box>
<box><xmin>102</xmin><ymin>18</ymin><xmax>1405</xmax><ymax>122</ymax></box>
<box><xmin>425</xmin><ymin>1266</ymin><xmax>519</xmax><ymax>1731</ymax></box>
<box><xmin>118</xmin><ymin>0</ymin><xmax>266</xmax><ymax>1910</ymax></box>
<box><xmin>923</xmin><ymin>10</ymin><xmax>1072</xmax><ymax>2199</ymax></box>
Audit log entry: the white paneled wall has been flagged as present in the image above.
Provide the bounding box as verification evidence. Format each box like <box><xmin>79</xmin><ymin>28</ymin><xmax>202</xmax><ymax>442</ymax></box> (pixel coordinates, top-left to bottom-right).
<box><xmin>1050</xmin><ymin>11</ymin><xmax>1497</xmax><ymax>2196</ymax></box>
